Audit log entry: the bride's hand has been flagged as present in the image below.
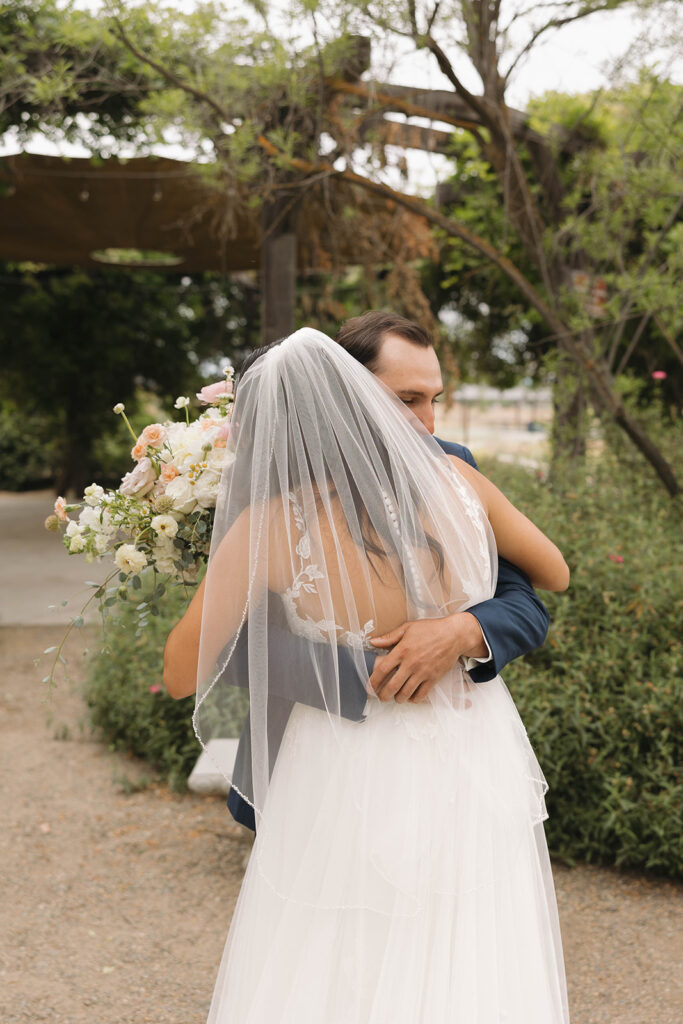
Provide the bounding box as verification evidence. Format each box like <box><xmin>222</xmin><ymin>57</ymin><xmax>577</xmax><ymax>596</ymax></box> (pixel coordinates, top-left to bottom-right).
<box><xmin>368</xmin><ymin>612</ymin><xmax>485</xmax><ymax>703</ymax></box>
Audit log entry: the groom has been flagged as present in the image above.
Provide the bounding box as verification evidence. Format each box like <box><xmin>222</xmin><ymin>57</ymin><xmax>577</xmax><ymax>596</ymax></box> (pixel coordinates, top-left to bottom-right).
<box><xmin>226</xmin><ymin>311</ymin><xmax>549</xmax><ymax>830</ymax></box>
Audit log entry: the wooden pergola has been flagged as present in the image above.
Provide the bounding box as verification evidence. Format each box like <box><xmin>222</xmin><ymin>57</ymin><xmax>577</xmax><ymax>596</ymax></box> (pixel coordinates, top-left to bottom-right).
<box><xmin>0</xmin><ymin>149</ymin><xmax>436</xmax><ymax>342</ymax></box>
<box><xmin>0</xmin><ymin>68</ymin><xmax>535</xmax><ymax>341</ymax></box>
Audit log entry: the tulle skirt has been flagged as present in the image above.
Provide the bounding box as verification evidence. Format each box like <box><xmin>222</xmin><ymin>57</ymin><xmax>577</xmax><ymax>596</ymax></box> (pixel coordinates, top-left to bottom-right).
<box><xmin>206</xmin><ymin>671</ymin><xmax>570</xmax><ymax>1023</ymax></box>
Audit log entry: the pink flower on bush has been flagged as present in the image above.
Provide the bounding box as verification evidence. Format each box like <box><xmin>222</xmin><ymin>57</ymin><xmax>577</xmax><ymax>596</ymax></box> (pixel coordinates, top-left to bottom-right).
<box><xmin>54</xmin><ymin>496</ymin><xmax>68</xmax><ymax>522</ymax></box>
<box><xmin>120</xmin><ymin>456</ymin><xmax>156</xmax><ymax>498</ymax></box>
<box><xmin>149</xmin><ymin>684</ymin><xmax>162</xmax><ymax>694</ymax></box>
<box><xmin>651</xmin><ymin>370</ymin><xmax>667</xmax><ymax>380</ymax></box>
<box><xmin>196</xmin><ymin>380</ymin><xmax>233</xmax><ymax>404</ymax></box>
<box><xmin>608</xmin><ymin>554</ymin><xmax>624</xmax><ymax>563</ymax></box>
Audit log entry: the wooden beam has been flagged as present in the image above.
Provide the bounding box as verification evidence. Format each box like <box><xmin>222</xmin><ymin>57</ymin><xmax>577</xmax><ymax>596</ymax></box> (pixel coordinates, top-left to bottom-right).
<box><xmin>359</xmin><ymin>117</ymin><xmax>455</xmax><ymax>154</ymax></box>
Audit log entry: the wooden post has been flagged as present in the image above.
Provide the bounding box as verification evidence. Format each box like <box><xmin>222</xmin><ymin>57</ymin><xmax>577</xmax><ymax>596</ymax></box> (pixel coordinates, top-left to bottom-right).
<box><xmin>260</xmin><ymin>202</ymin><xmax>297</xmax><ymax>344</ymax></box>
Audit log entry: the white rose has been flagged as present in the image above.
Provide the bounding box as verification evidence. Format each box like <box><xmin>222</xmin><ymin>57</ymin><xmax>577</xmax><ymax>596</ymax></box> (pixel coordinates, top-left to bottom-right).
<box><xmin>152</xmin><ymin>538</ymin><xmax>179</xmax><ymax>576</ymax></box>
<box><xmin>150</xmin><ymin>514</ymin><xmax>179</xmax><ymax>538</ymax></box>
<box><xmin>78</xmin><ymin>506</ymin><xmax>100</xmax><ymax>531</ymax></box>
<box><xmin>193</xmin><ymin>469</ymin><xmax>221</xmax><ymax>509</ymax></box>
<box><xmin>120</xmin><ymin>457</ymin><xmax>157</xmax><ymax>498</ymax></box>
<box><xmin>94</xmin><ymin>533</ymin><xmax>110</xmax><ymax>554</ymax></box>
<box><xmin>83</xmin><ymin>483</ymin><xmax>105</xmax><ymax>506</ymax></box>
<box><xmin>114</xmin><ymin>544</ymin><xmax>148</xmax><ymax>575</ymax></box>
<box><xmin>68</xmin><ymin>534</ymin><xmax>85</xmax><ymax>553</ymax></box>
<box><xmin>165</xmin><ymin>475</ymin><xmax>197</xmax><ymax>514</ymax></box>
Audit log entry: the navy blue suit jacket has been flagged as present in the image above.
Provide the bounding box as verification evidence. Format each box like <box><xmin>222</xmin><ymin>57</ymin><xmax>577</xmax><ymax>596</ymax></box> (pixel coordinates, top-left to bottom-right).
<box><xmin>226</xmin><ymin>437</ymin><xmax>549</xmax><ymax>831</ymax></box>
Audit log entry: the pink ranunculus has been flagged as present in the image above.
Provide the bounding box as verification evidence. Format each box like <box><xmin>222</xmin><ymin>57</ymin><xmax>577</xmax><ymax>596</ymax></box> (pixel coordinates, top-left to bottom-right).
<box><xmin>120</xmin><ymin>457</ymin><xmax>157</xmax><ymax>498</ymax></box>
<box><xmin>54</xmin><ymin>496</ymin><xmax>68</xmax><ymax>522</ymax></box>
<box><xmin>139</xmin><ymin>423</ymin><xmax>167</xmax><ymax>448</ymax></box>
<box><xmin>148</xmin><ymin>684</ymin><xmax>162</xmax><ymax>694</ymax></box>
<box><xmin>651</xmin><ymin>370</ymin><xmax>667</xmax><ymax>380</ymax></box>
<box><xmin>608</xmin><ymin>554</ymin><xmax>624</xmax><ymax>563</ymax></box>
<box><xmin>196</xmin><ymin>380</ymin><xmax>233</xmax><ymax>405</ymax></box>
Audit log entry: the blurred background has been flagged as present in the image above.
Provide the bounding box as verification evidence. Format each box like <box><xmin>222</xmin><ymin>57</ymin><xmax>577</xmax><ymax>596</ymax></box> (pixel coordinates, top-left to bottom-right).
<box><xmin>0</xmin><ymin>2</ymin><xmax>681</xmax><ymax>1021</ymax></box>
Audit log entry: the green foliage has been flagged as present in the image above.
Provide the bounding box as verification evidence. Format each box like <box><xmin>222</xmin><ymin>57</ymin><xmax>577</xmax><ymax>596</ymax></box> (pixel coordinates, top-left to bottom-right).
<box><xmin>0</xmin><ymin>264</ymin><xmax>257</xmax><ymax>492</ymax></box>
<box><xmin>83</xmin><ymin>584</ymin><xmax>248</xmax><ymax>790</ymax></box>
<box><xmin>482</xmin><ymin>433</ymin><xmax>682</xmax><ymax>877</ymax></box>
<box><xmin>0</xmin><ymin>401</ymin><xmax>56</xmax><ymax>489</ymax></box>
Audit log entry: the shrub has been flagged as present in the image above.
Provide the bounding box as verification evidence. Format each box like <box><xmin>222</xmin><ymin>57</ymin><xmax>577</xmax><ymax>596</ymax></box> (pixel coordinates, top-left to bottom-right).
<box><xmin>483</xmin><ymin>443</ymin><xmax>682</xmax><ymax>878</ymax></box>
<box><xmin>0</xmin><ymin>403</ymin><xmax>56</xmax><ymax>490</ymax></box>
<box><xmin>83</xmin><ymin>584</ymin><xmax>248</xmax><ymax>790</ymax></box>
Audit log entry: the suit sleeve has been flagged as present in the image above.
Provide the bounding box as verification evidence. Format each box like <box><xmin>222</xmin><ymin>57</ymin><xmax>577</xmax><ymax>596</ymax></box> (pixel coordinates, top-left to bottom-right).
<box><xmin>437</xmin><ymin>439</ymin><xmax>550</xmax><ymax>682</ymax></box>
<box><xmin>465</xmin><ymin>556</ymin><xmax>549</xmax><ymax>682</ymax></box>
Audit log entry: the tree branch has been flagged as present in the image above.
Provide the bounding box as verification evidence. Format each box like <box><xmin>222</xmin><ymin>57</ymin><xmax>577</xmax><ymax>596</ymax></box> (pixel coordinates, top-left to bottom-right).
<box><xmin>421</xmin><ymin>34</ymin><xmax>491</xmax><ymax>123</ymax></box>
<box><xmin>654</xmin><ymin>315</ymin><xmax>683</xmax><ymax>367</ymax></box>
<box><xmin>606</xmin><ymin>192</ymin><xmax>683</xmax><ymax>369</ymax></box>
<box><xmin>325</xmin><ymin>78</ymin><xmax>486</xmax><ymax>144</ymax></box>
<box><xmin>255</xmin><ymin>134</ymin><xmax>679</xmax><ymax>496</ymax></box>
<box><xmin>615</xmin><ymin>311</ymin><xmax>652</xmax><ymax>376</ymax></box>
<box><xmin>503</xmin><ymin>4</ymin><xmax>613</xmax><ymax>85</ymax></box>
<box><xmin>110</xmin><ymin>17</ymin><xmax>232</xmax><ymax>126</ymax></box>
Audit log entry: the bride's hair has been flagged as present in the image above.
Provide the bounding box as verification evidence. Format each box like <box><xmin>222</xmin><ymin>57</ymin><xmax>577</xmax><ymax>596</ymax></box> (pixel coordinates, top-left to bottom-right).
<box><xmin>234</xmin><ymin>337</ymin><xmax>445</xmax><ymax>589</ymax></box>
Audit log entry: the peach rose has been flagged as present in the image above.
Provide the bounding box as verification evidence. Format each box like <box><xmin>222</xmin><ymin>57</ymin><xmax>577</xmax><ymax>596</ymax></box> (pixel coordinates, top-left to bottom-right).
<box><xmin>160</xmin><ymin>463</ymin><xmax>179</xmax><ymax>483</ymax></box>
<box><xmin>131</xmin><ymin>441</ymin><xmax>147</xmax><ymax>461</ymax></box>
<box><xmin>139</xmin><ymin>423</ymin><xmax>167</xmax><ymax>448</ymax></box>
<box><xmin>54</xmin><ymin>496</ymin><xmax>68</xmax><ymax>522</ymax></box>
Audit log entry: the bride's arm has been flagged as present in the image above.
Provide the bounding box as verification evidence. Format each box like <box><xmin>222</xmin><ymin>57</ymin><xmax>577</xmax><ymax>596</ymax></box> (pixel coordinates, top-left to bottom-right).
<box><xmin>163</xmin><ymin>505</ymin><xmax>270</xmax><ymax>698</ymax></box>
<box><xmin>448</xmin><ymin>456</ymin><xmax>570</xmax><ymax>592</ymax></box>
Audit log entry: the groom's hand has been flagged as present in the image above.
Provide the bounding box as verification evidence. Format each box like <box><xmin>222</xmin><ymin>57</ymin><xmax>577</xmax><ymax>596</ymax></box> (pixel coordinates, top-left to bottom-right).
<box><xmin>368</xmin><ymin>613</ymin><xmax>487</xmax><ymax>703</ymax></box>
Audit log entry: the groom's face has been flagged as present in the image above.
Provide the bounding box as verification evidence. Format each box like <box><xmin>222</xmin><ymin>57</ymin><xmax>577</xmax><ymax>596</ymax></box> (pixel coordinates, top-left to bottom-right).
<box><xmin>372</xmin><ymin>333</ymin><xmax>444</xmax><ymax>435</ymax></box>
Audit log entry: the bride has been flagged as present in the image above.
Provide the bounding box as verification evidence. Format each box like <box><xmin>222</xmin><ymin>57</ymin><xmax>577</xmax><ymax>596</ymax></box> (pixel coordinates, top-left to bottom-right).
<box><xmin>163</xmin><ymin>327</ymin><xmax>571</xmax><ymax>1023</ymax></box>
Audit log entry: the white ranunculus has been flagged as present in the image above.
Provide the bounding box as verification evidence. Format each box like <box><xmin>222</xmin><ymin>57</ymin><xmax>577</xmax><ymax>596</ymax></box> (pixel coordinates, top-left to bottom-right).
<box><xmin>83</xmin><ymin>483</ymin><xmax>105</xmax><ymax>506</ymax></box>
<box><xmin>68</xmin><ymin>534</ymin><xmax>86</xmax><ymax>553</ymax></box>
<box><xmin>114</xmin><ymin>544</ymin><xmax>148</xmax><ymax>575</ymax></box>
<box><xmin>164</xmin><ymin>475</ymin><xmax>197</xmax><ymax>514</ymax></box>
<box><xmin>150</xmin><ymin>514</ymin><xmax>179</xmax><ymax>538</ymax></box>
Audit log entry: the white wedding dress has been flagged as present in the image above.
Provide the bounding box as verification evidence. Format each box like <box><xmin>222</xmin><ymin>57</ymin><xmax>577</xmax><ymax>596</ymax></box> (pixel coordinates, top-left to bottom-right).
<box><xmin>205</xmin><ymin>610</ymin><xmax>570</xmax><ymax>1023</ymax></box>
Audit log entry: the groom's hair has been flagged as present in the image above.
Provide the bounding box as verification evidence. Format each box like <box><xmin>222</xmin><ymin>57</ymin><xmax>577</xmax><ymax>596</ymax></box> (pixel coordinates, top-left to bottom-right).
<box><xmin>335</xmin><ymin>311</ymin><xmax>432</xmax><ymax>372</ymax></box>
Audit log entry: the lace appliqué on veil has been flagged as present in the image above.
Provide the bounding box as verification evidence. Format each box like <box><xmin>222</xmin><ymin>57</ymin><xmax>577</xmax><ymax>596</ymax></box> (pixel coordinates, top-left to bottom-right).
<box><xmin>281</xmin><ymin>492</ymin><xmax>375</xmax><ymax>650</ymax></box>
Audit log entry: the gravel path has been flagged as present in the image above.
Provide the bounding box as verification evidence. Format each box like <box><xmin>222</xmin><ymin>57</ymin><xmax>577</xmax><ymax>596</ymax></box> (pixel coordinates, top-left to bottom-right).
<box><xmin>1</xmin><ymin>626</ymin><xmax>681</xmax><ymax>1024</ymax></box>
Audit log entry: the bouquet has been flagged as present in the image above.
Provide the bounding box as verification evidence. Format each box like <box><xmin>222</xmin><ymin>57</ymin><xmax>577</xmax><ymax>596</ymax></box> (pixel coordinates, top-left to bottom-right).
<box><xmin>42</xmin><ymin>370</ymin><xmax>235</xmax><ymax>684</ymax></box>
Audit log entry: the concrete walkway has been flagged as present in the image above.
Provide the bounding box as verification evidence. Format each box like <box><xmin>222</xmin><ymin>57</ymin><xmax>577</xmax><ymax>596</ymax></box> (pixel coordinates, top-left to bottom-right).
<box><xmin>0</xmin><ymin>490</ymin><xmax>113</xmax><ymax>626</ymax></box>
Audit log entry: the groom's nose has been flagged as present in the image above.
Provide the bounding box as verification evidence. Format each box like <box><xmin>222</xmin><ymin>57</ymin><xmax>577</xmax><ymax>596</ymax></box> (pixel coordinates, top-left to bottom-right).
<box><xmin>415</xmin><ymin>401</ymin><xmax>436</xmax><ymax>435</ymax></box>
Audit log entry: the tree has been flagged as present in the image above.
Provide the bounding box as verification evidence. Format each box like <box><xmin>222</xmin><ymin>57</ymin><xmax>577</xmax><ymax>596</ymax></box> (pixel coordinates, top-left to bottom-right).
<box><xmin>2</xmin><ymin>0</ymin><xmax>680</xmax><ymax>492</ymax></box>
<box><xmin>431</xmin><ymin>78</ymin><xmax>683</xmax><ymax>408</ymax></box>
<box><xmin>0</xmin><ymin>263</ymin><xmax>258</xmax><ymax>492</ymax></box>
